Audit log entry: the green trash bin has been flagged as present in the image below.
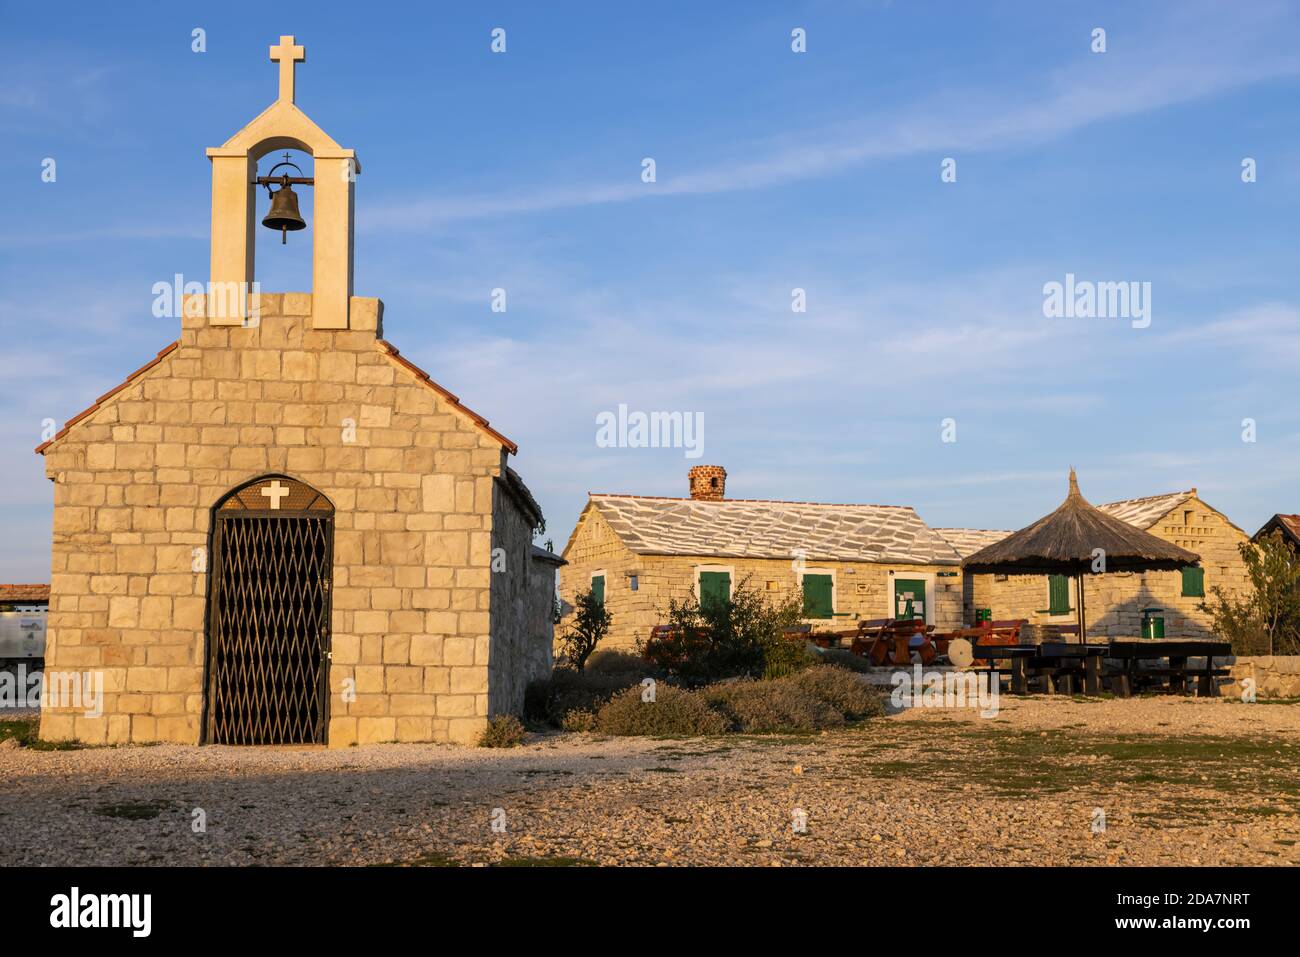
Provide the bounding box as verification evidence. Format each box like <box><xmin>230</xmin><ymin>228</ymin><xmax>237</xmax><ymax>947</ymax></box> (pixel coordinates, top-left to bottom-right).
<box><xmin>1141</xmin><ymin>607</ymin><xmax>1165</xmax><ymax>640</ymax></box>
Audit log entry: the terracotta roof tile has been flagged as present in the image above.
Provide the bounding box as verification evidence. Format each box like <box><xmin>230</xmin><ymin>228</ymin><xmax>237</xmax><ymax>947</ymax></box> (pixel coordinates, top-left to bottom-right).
<box><xmin>35</xmin><ymin>341</ymin><xmax>180</xmax><ymax>454</ymax></box>
<box><xmin>377</xmin><ymin>340</ymin><xmax>517</xmax><ymax>455</ymax></box>
<box><xmin>0</xmin><ymin>584</ymin><xmax>50</xmax><ymax>603</ymax></box>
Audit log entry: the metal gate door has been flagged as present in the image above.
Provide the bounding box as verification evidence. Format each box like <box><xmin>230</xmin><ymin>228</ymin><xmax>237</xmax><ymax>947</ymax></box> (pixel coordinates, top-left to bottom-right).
<box><xmin>204</xmin><ymin>477</ymin><xmax>334</xmax><ymax>745</ymax></box>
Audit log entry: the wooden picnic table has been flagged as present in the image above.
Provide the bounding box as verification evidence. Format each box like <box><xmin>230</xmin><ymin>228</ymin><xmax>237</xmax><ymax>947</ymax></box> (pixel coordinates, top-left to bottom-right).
<box><xmin>970</xmin><ymin>641</ymin><xmax>1108</xmax><ymax>695</ymax></box>
<box><xmin>1106</xmin><ymin>639</ymin><xmax>1231</xmax><ymax>697</ymax></box>
<box><xmin>1029</xmin><ymin>642</ymin><xmax>1108</xmax><ymax>695</ymax></box>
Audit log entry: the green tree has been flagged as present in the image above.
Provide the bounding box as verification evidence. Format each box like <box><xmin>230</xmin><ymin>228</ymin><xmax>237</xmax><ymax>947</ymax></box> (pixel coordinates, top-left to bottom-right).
<box><xmin>559</xmin><ymin>587</ymin><xmax>612</xmax><ymax>672</ymax></box>
<box><xmin>1200</xmin><ymin>531</ymin><xmax>1300</xmax><ymax>655</ymax></box>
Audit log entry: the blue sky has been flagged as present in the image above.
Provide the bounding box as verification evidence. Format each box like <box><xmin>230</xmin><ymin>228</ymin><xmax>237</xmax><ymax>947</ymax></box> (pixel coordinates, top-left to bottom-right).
<box><xmin>2</xmin><ymin>0</ymin><xmax>1299</xmax><ymax>578</ymax></box>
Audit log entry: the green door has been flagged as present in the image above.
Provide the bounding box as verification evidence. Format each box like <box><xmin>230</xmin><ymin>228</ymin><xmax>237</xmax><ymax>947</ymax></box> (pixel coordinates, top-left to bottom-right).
<box><xmin>894</xmin><ymin>579</ymin><xmax>927</xmax><ymax>621</ymax></box>
<box><xmin>698</xmin><ymin>571</ymin><xmax>731</xmax><ymax>611</ymax></box>
<box><xmin>590</xmin><ymin>574</ymin><xmax>605</xmax><ymax>607</ymax></box>
<box><xmin>802</xmin><ymin>574</ymin><xmax>834</xmax><ymax>619</ymax></box>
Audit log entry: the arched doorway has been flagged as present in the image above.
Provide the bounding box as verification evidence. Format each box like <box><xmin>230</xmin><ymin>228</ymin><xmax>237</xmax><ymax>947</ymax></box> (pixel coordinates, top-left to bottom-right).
<box><xmin>204</xmin><ymin>475</ymin><xmax>334</xmax><ymax>745</ymax></box>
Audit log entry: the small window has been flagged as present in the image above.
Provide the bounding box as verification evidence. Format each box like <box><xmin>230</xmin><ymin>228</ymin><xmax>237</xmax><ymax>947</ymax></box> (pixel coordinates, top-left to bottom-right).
<box><xmin>1181</xmin><ymin>566</ymin><xmax>1204</xmax><ymax>598</ymax></box>
<box><xmin>802</xmin><ymin>574</ymin><xmax>834</xmax><ymax>619</ymax></box>
<box><xmin>590</xmin><ymin>574</ymin><xmax>605</xmax><ymax>606</ymax></box>
<box><xmin>1047</xmin><ymin>575</ymin><xmax>1071</xmax><ymax>615</ymax></box>
<box><xmin>628</xmin><ymin>574</ymin><xmax>639</xmax><ymax>592</ymax></box>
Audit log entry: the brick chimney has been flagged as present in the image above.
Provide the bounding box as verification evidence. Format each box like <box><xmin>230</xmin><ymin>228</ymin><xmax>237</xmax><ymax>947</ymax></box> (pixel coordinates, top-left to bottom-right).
<box><xmin>689</xmin><ymin>465</ymin><xmax>727</xmax><ymax>501</ymax></box>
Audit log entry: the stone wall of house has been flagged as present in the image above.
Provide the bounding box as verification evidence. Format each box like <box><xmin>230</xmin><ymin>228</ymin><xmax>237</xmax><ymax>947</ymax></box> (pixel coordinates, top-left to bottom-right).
<box><xmin>964</xmin><ymin>498</ymin><xmax>1250</xmax><ymax>639</ymax></box>
<box><xmin>1219</xmin><ymin>656</ymin><xmax>1300</xmax><ymax>699</ymax></box>
<box><xmin>525</xmin><ymin>555</ymin><xmax>559</xmax><ymax>678</ymax></box>
<box><xmin>487</xmin><ymin>482</ymin><xmax>554</xmax><ymax>715</ymax></box>
<box><xmin>560</xmin><ymin>509</ymin><xmax>963</xmax><ymax>649</ymax></box>
<box><xmin>38</xmin><ymin>292</ymin><xmax>520</xmax><ymax>747</ymax></box>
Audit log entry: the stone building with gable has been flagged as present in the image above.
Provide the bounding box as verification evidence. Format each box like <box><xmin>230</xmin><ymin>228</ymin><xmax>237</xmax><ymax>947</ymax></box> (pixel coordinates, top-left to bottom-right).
<box><xmin>560</xmin><ymin>465</ymin><xmax>965</xmax><ymax>649</ymax></box>
<box><xmin>34</xmin><ymin>37</ymin><xmax>560</xmax><ymax>747</ymax></box>
<box><xmin>943</xmin><ymin>489</ymin><xmax>1250</xmax><ymax>639</ymax></box>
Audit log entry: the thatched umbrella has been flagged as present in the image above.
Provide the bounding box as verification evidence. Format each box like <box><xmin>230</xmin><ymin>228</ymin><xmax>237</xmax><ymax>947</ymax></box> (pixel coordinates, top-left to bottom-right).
<box><xmin>963</xmin><ymin>469</ymin><xmax>1200</xmax><ymax>642</ymax></box>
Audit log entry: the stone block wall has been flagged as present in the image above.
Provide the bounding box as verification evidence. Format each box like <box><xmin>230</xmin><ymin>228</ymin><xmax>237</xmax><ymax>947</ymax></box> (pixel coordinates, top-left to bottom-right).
<box><xmin>1220</xmin><ymin>656</ymin><xmax>1300</xmax><ymax>698</ymax></box>
<box><xmin>38</xmin><ymin>292</ymin><xmax>534</xmax><ymax>746</ymax></box>
<box><xmin>487</xmin><ymin>482</ymin><xmax>555</xmax><ymax>715</ymax></box>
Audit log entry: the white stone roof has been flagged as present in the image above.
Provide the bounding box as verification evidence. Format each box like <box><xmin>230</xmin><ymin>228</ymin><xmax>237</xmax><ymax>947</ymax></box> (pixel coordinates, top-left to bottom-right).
<box><xmin>587</xmin><ymin>495</ymin><xmax>962</xmax><ymax>565</ymax></box>
<box><xmin>1096</xmin><ymin>490</ymin><xmax>1195</xmax><ymax>529</ymax></box>
<box><xmin>934</xmin><ymin>528</ymin><xmax>1014</xmax><ymax>558</ymax></box>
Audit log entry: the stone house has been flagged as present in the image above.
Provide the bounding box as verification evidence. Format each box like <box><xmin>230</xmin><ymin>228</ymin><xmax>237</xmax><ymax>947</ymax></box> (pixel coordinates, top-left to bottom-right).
<box><xmin>944</xmin><ymin>489</ymin><xmax>1250</xmax><ymax>639</ymax></box>
<box><xmin>1254</xmin><ymin>514</ymin><xmax>1300</xmax><ymax>550</ymax></box>
<box><xmin>559</xmin><ymin>466</ymin><xmax>964</xmax><ymax>650</ymax></box>
<box><xmin>34</xmin><ymin>36</ymin><xmax>559</xmax><ymax>747</ymax></box>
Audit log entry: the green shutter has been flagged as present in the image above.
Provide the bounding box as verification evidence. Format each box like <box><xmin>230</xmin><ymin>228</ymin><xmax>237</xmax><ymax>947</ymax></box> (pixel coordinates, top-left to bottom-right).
<box><xmin>894</xmin><ymin>579</ymin><xmax>928</xmax><ymax>621</ymax></box>
<box><xmin>590</xmin><ymin>574</ymin><xmax>605</xmax><ymax>607</ymax></box>
<box><xmin>802</xmin><ymin>574</ymin><xmax>834</xmax><ymax>619</ymax></box>
<box><xmin>1181</xmin><ymin>566</ymin><xmax>1205</xmax><ymax>597</ymax></box>
<box><xmin>1048</xmin><ymin>575</ymin><xmax>1071</xmax><ymax>615</ymax></box>
<box><xmin>699</xmin><ymin>571</ymin><xmax>731</xmax><ymax>611</ymax></box>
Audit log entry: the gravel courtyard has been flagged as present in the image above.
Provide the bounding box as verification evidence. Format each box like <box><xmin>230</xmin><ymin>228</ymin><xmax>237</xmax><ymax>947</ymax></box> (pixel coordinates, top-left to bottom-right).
<box><xmin>1</xmin><ymin>696</ymin><xmax>1297</xmax><ymax>867</ymax></box>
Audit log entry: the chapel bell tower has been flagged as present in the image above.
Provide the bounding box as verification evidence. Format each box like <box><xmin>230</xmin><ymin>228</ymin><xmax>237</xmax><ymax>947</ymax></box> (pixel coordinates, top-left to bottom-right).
<box><xmin>205</xmin><ymin>36</ymin><xmax>360</xmax><ymax>329</ymax></box>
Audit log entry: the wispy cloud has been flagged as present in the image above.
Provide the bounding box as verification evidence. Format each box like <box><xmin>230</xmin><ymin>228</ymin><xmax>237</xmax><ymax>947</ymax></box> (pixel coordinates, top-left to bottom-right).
<box><xmin>363</xmin><ymin>4</ymin><xmax>1300</xmax><ymax>230</ymax></box>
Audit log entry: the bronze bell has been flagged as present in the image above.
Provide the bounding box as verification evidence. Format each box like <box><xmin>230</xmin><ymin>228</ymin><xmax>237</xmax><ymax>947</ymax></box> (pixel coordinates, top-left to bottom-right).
<box><xmin>262</xmin><ymin>180</ymin><xmax>306</xmax><ymax>244</ymax></box>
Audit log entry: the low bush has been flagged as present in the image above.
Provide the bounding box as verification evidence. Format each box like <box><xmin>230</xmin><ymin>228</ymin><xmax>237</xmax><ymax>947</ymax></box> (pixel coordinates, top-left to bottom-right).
<box><xmin>478</xmin><ymin>714</ymin><xmax>526</xmax><ymax>748</ymax></box>
<box><xmin>560</xmin><ymin>709</ymin><xmax>596</xmax><ymax>733</ymax></box>
<box><xmin>590</xmin><ymin>685</ymin><xmax>730</xmax><ymax>737</ymax></box>
<box><xmin>762</xmin><ymin>639</ymin><xmax>822</xmax><ymax>679</ymax></box>
<box><xmin>524</xmin><ymin>667</ymin><xmax>641</xmax><ymax>728</ymax></box>
<box><xmin>814</xmin><ymin>647</ymin><xmax>874</xmax><ymax>673</ymax></box>
<box><xmin>789</xmin><ymin>665</ymin><xmax>886</xmax><ymax>720</ymax></box>
<box><xmin>704</xmin><ymin>678</ymin><xmax>845</xmax><ymax>733</ymax></box>
<box><xmin>585</xmin><ymin>649</ymin><xmax>654</xmax><ymax>677</ymax></box>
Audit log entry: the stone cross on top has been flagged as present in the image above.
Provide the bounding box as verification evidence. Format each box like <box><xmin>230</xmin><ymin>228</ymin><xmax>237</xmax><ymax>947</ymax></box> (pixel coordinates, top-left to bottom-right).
<box><xmin>270</xmin><ymin>35</ymin><xmax>306</xmax><ymax>103</ymax></box>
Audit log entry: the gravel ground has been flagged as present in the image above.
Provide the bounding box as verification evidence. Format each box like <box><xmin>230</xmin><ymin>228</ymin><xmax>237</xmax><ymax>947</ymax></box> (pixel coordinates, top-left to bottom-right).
<box><xmin>1</xmin><ymin>696</ymin><xmax>1297</xmax><ymax>866</ymax></box>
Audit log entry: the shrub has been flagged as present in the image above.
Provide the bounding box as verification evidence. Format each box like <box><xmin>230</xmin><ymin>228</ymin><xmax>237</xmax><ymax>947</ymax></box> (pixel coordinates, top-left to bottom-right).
<box><xmin>591</xmin><ymin>685</ymin><xmax>730</xmax><ymax>737</ymax></box>
<box><xmin>560</xmin><ymin>709</ymin><xmax>596</xmax><ymax>733</ymax></box>
<box><xmin>524</xmin><ymin>667</ymin><xmax>641</xmax><ymax>728</ymax></box>
<box><xmin>762</xmin><ymin>638</ymin><xmax>821</xmax><ymax>679</ymax></box>
<box><xmin>789</xmin><ymin>665</ymin><xmax>886</xmax><ymax>720</ymax></box>
<box><xmin>815</xmin><ymin>647</ymin><xmax>874</xmax><ymax>673</ymax></box>
<box><xmin>704</xmin><ymin>678</ymin><xmax>845</xmax><ymax>733</ymax></box>
<box><xmin>558</xmin><ymin>588</ymin><xmax>612</xmax><ymax>672</ymax></box>
<box><xmin>478</xmin><ymin>715</ymin><xmax>526</xmax><ymax>748</ymax></box>
<box><xmin>585</xmin><ymin>649</ymin><xmax>654</xmax><ymax>677</ymax></box>
<box><xmin>641</xmin><ymin>578</ymin><xmax>804</xmax><ymax>686</ymax></box>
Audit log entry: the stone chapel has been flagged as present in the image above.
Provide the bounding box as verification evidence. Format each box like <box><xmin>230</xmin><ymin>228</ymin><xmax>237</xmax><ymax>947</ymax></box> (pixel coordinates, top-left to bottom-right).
<box><xmin>35</xmin><ymin>36</ymin><xmax>560</xmax><ymax>747</ymax></box>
